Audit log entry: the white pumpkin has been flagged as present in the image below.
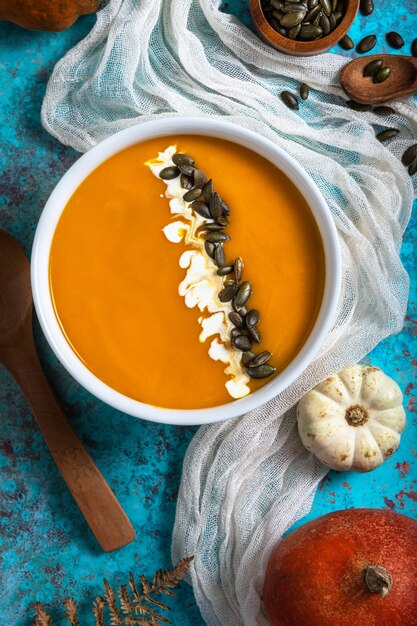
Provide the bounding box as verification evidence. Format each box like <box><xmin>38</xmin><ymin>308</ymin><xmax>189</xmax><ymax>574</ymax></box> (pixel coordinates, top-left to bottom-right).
<box><xmin>297</xmin><ymin>365</ymin><xmax>406</xmax><ymax>472</ymax></box>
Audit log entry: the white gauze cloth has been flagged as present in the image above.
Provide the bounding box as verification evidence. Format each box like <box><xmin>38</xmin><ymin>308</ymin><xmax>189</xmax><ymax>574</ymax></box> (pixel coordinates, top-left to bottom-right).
<box><xmin>42</xmin><ymin>1</ymin><xmax>417</xmax><ymax>624</ymax></box>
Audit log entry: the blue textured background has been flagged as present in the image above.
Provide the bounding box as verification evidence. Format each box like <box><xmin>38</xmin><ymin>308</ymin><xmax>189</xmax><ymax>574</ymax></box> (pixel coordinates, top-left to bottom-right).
<box><xmin>0</xmin><ymin>2</ymin><xmax>416</xmax><ymax>624</ymax></box>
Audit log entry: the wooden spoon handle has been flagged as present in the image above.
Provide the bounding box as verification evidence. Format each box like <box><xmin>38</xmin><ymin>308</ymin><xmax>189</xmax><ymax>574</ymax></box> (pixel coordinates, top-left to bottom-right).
<box><xmin>3</xmin><ymin>328</ymin><xmax>136</xmax><ymax>552</ymax></box>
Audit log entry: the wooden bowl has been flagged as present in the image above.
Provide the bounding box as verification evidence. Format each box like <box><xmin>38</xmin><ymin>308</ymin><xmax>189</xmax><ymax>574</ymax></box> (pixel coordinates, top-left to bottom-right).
<box><xmin>250</xmin><ymin>0</ymin><xmax>360</xmax><ymax>56</ymax></box>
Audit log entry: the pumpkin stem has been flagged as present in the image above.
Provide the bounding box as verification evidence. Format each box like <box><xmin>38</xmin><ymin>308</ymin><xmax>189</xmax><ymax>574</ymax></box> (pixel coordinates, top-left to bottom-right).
<box><xmin>345</xmin><ymin>404</ymin><xmax>369</xmax><ymax>427</ymax></box>
<box><xmin>365</xmin><ymin>565</ymin><xmax>393</xmax><ymax>598</ymax></box>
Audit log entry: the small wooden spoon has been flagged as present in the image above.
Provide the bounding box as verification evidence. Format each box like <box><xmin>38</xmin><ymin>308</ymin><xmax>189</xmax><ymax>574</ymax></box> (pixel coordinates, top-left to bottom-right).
<box><xmin>340</xmin><ymin>54</ymin><xmax>417</xmax><ymax>104</ymax></box>
<box><xmin>0</xmin><ymin>230</ymin><xmax>136</xmax><ymax>552</ymax></box>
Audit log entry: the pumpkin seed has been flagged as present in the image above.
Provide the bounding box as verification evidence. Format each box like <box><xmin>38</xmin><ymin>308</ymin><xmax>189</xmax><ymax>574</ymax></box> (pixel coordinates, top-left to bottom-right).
<box><xmin>234</xmin><ymin>281</ymin><xmax>252</xmax><ymax>308</ymax></box>
<box><xmin>160</xmin><ymin>166</ymin><xmax>180</xmax><ymax>180</ymax></box>
<box><xmin>179</xmin><ymin>164</ymin><xmax>196</xmax><ymax>177</ymax></box>
<box><xmin>280</xmin><ymin>10</ymin><xmax>306</xmax><ymax>27</ymax></box>
<box><xmin>191</xmin><ymin>201</ymin><xmax>211</xmax><ymax>219</ymax></box>
<box><xmin>232</xmin><ymin>334</ymin><xmax>253</xmax><ymax>352</ymax></box>
<box><xmin>236</xmin><ymin>305</ymin><xmax>248</xmax><ymax>316</ymax></box>
<box><xmin>230</xmin><ymin>327</ymin><xmax>242</xmax><ymax>339</ymax></box>
<box><xmin>229</xmin><ymin>311</ymin><xmax>245</xmax><ymax>328</ymax></box>
<box><xmin>412</xmin><ymin>38</ymin><xmax>417</xmax><ymax>57</ymax></box>
<box><xmin>363</xmin><ymin>58</ymin><xmax>383</xmax><ymax>77</ymax></box>
<box><xmin>246</xmin><ymin>309</ymin><xmax>260</xmax><ymax>328</ymax></box>
<box><xmin>242</xmin><ymin>351</ymin><xmax>256</xmax><ymax>367</ymax></box>
<box><xmin>346</xmin><ymin>100</ymin><xmax>372</xmax><ymax>112</ymax></box>
<box><xmin>331</xmin><ymin>0</ymin><xmax>338</xmax><ymax>11</ymax></box>
<box><xmin>304</xmin><ymin>4</ymin><xmax>321</xmax><ymax>22</ymax></box>
<box><xmin>217</xmin><ymin>215</ymin><xmax>229</xmax><ymax>227</ymax></box>
<box><xmin>376</xmin><ymin>128</ymin><xmax>400</xmax><ymax>142</ymax></box>
<box><xmin>272</xmin><ymin>9</ymin><xmax>284</xmax><ymax>20</ymax></box>
<box><xmin>401</xmin><ymin>144</ymin><xmax>417</xmax><ymax>167</ymax></box>
<box><xmin>183</xmin><ymin>187</ymin><xmax>202</xmax><ymax>202</ymax></box>
<box><xmin>360</xmin><ymin>0</ymin><xmax>374</xmax><ymax>16</ymax></box>
<box><xmin>193</xmin><ymin>169</ymin><xmax>208</xmax><ymax>188</ymax></box>
<box><xmin>247</xmin><ymin>351</ymin><xmax>272</xmax><ymax>368</ymax></box>
<box><xmin>205</xmin><ymin>231</ymin><xmax>230</xmax><ymax>243</ymax></box>
<box><xmin>214</xmin><ymin>245</ymin><xmax>226</xmax><ymax>268</ymax></box>
<box><xmin>373</xmin><ymin>105</ymin><xmax>394</xmax><ymax>117</ymax></box>
<box><xmin>357</xmin><ymin>34</ymin><xmax>376</xmax><ymax>53</ymax></box>
<box><xmin>300</xmin><ymin>83</ymin><xmax>310</xmax><ymax>100</ymax></box>
<box><xmin>209</xmin><ymin>192</ymin><xmax>224</xmax><ymax>220</ymax></box>
<box><xmin>288</xmin><ymin>23</ymin><xmax>302</xmax><ymax>39</ymax></box>
<box><xmin>386</xmin><ymin>31</ymin><xmax>404</xmax><ymax>50</ymax></box>
<box><xmin>219</xmin><ymin>283</ymin><xmax>238</xmax><ymax>302</ymax></box>
<box><xmin>299</xmin><ymin>24</ymin><xmax>323</xmax><ymax>40</ymax></box>
<box><xmin>339</xmin><ymin>34</ymin><xmax>354</xmax><ymax>50</ymax></box>
<box><xmin>281</xmin><ymin>91</ymin><xmax>299</xmax><ymax>110</ymax></box>
<box><xmin>249</xmin><ymin>326</ymin><xmax>261</xmax><ymax>344</ymax></box>
<box><xmin>204</xmin><ymin>223</ymin><xmax>225</xmax><ymax>231</ymax></box>
<box><xmin>204</xmin><ymin>241</ymin><xmax>216</xmax><ymax>259</ymax></box>
<box><xmin>320</xmin><ymin>15</ymin><xmax>331</xmax><ymax>36</ymax></box>
<box><xmin>320</xmin><ymin>0</ymin><xmax>331</xmax><ymax>16</ymax></box>
<box><xmin>282</xmin><ymin>2</ymin><xmax>308</xmax><ymax>13</ymax></box>
<box><xmin>373</xmin><ymin>66</ymin><xmax>391</xmax><ymax>83</ymax></box>
<box><xmin>172</xmin><ymin>153</ymin><xmax>194</xmax><ymax>167</ymax></box>
<box><xmin>217</xmin><ymin>265</ymin><xmax>234</xmax><ymax>276</ymax></box>
<box><xmin>247</xmin><ymin>364</ymin><xmax>276</xmax><ymax>379</ymax></box>
<box><xmin>408</xmin><ymin>159</ymin><xmax>417</xmax><ymax>176</ymax></box>
<box><xmin>328</xmin><ymin>13</ymin><xmax>337</xmax><ymax>31</ymax></box>
<box><xmin>180</xmin><ymin>173</ymin><xmax>194</xmax><ymax>189</ymax></box>
<box><xmin>234</xmin><ymin>257</ymin><xmax>244</xmax><ymax>283</ymax></box>
<box><xmin>202</xmin><ymin>179</ymin><xmax>214</xmax><ymax>203</ymax></box>
<box><xmin>270</xmin><ymin>0</ymin><xmax>284</xmax><ymax>8</ymax></box>
<box><xmin>308</xmin><ymin>0</ymin><xmax>320</xmax><ymax>6</ymax></box>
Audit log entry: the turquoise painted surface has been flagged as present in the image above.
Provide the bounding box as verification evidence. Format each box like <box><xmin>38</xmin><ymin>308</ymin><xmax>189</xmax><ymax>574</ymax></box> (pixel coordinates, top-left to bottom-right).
<box><xmin>0</xmin><ymin>2</ymin><xmax>416</xmax><ymax>624</ymax></box>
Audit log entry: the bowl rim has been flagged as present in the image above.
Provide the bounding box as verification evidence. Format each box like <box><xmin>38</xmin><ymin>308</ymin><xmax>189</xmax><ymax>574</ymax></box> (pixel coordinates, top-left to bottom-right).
<box><xmin>31</xmin><ymin>117</ymin><xmax>341</xmax><ymax>426</ymax></box>
<box><xmin>250</xmin><ymin>0</ymin><xmax>360</xmax><ymax>56</ymax></box>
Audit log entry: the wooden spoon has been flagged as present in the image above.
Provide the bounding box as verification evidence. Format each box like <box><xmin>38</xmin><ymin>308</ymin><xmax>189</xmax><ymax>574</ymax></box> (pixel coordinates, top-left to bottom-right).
<box><xmin>0</xmin><ymin>230</ymin><xmax>136</xmax><ymax>552</ymax></box>
<box><xmin>340</xmin><ymin>54</ymin><xmax>417</xmax><ymax>104</ymax></box>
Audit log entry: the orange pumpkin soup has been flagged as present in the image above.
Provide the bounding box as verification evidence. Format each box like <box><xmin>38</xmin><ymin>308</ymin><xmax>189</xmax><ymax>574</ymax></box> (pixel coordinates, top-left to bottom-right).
<box><xmin>49</xmin><ymin>135</ymin><xmax>325</xmax><ymax>409</ymax></box>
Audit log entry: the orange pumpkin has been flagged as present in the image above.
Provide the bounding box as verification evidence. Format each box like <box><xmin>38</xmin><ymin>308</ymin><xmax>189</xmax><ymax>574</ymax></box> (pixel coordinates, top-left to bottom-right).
<box><xmin>263</xmin><ymin>509</ymin><xmax>417</xmax><ymax>626</ymax></box>
<box><xmin>0</xmin><ymin>0</ymin><xmax>100</xmax><ymax>31</ymax></box>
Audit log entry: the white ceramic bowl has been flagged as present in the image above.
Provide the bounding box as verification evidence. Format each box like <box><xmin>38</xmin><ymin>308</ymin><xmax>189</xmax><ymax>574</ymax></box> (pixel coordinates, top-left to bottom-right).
<box><xmin>32</xmin><ymin>118</ymin><xmax>341</xmax><ymax>426</ymax></box>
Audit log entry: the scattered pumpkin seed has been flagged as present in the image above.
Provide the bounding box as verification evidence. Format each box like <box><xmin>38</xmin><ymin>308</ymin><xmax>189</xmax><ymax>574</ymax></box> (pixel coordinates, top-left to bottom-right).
<box><xmin>232</xmin><ymin>335</ymin><xmax>253</xmax><ymax>352</ymax></box>
<box><xmin>230</xmin><ymin>327</ymin><xmax>242</xmax><ymax>339</ymax></box>
<box><xmin>299</xmin><ymin>23</ymin><xmax>323</xmax><ymax>39</ymax></box>
<box><xmin>363</xmin><ymin>58</ymin><xmax>383</xmax><ymax>77</ymax></box>
<box><xmin>386</xmin><ymin>31</ymin><xmax>404</xmax><ymax>49</ymax></box>
<box><xmin>219</xmin><ymin>283</ymin><xmax>239</xmax><ymax>302</ymax></box>
<box><xmin>192</xmin><ymin>201</ymin><xmax>211</xmax><ymax>219</ymax></box>
<box><xmin>339</xmin><ymin>34</ymin><xmax>354</xmax><ymax>50</ymax></box>
<box><xmin>193</xmin><ymin>169</ymin><xmax>208</xmax><ymax>188</ymax></box>
<box><xmin>412</xmin><ymin>39</ymin><xmax>417</xmax><ymax>58</ymax></box>
<box><xmin>249</xmin><ymin>326</ymin><xmax>261</xmax><ymax>344</ymax></box>
<box><xmin>288</xmin><ymin>23</ymin><xmax>302</xmax><ymax>39</ymax></box>
<box><xmin>346</xmin><ymin>100</ymin><xmax>372</xmax><ymax>112</ymax></box>
<box><xmin>402</xmin><ymin>144</ymin><xmax>417</xmax><ymax>167</ymax></box>
<box><xmin>183</xmin><ymin>187</ymin><xmax>202</xmax><ymax>202</ymax></box>
<box><xmin>300</xmin><ymin>83</ymin><xmax>310</xmax><ymax>100</ymax></box>
<box><xmin>242</xmin><ymin>351</ymin><xmax>256</xmax><ymax>367</ymax></box>
<box><xmin>320</xmin><ymin>14</ymin><xmax>331</xmax><ymax>36</ymax></box>
<box><xmin>234</xmin><ymin>257</ymin><xmax>244</xmax><ymax>283</ymax></box>
<box><xmin>160</xmin><ymin>166</ymin><xmax>180</xmax><ymax>180</ymax></box>
<box><xmin>246</xmin><ymin>309</ymin><xmax>260</xmax><ymax>328</ymax></box>
<box><xmin>214</xmin><ymin>245</ymin><xmax>226</xmax><ymax>268</ymax></box>
<box><xmin>229</xmin><ymin>311</ymin><xmax>245</xmax><ymax>328</ymax></box>
<box><xmin>234</xmin><ymin>281</ymin><xmax>252</xmax><ymax>308</ymax></box>
<box><xmin>209</xmin><ymin>192</ymin><xmax>224</xmax><ymax>220</ymax></box>
<box><xmin>281</xmin><ymin>91</ymin><xmax>299</xmax><ymax>110</ymax></box>
<box><xmin>217</xmin><ymin>265</ymin><xmax>234</xmax><ymax>276</ymax></box>
<box><xmin>202</xmin><ymin>179</ymin><xmax>214</xmax><ymax>203</ymax></box>
<box><xmin>373</xmin><ymin>105</ymin><xmax>394</xmax><ymax>117</ymax></box>
<box><xmin>247</xmin><ymin>364</ymin><xmax>276</xmax><ymax>379</ymax></box>
<box><xmin>180</xmin><ymin>173</ymin><xmax>194</xmax><ymax>189</ymax></box>
<box><xmin>373</xmin><ymin>66</ymin><xmax>391</xmax><ymax>84</ymax></box>
<box><xmin>360</xmin><ymin>0</ymin><xmax>374</xmax><ymax>16</ymax></box>
<box><xmin>204</xmin><ymin>241</ymin><xmax>216</xmax><ymax>259</ymax></box>
<box><xmin>178</xmin><ymin>164</ymin><xmax>195</xmax><ymax>177</ymax></box>
<box><xmin>408</xmin><ymin>159</ymin><xmax>417</xmax><ymax>176</ymax></box>
<box><xmin>204</xmin><ymin>223</ymin><xmax>225</xmax><ymax>231</ymax></box>
<box><xmin>376</xmin><ymin>128</ymin><xmax>400</xmax><ymax>142</ymax></box>
<box><xmin>172</xmin><ymin>153</ymin><xmax>194</xmax><ymax>167</ymax></box>
<box><xmin>217</xmin><ymin>215</ymin><xmax>229</xmax><ymax>227</ymax></box>
<box><xmin>357</xmin><ymin>34</ymin><xmax>377</xmax><ymax>54</ymax></box>
<box><xmin>205</xmin><ymin>231</ymin><xmax>230</xmax><ymax>243</ymax></box>
<box><xmin>280</xmin><ymin>10</ymin><xmax>306</xmax><ymax>27</ymax></box>
<box><xmin>248</xmin><ymin>351</ymin><xmax>272</xmax><ymax>368</ymax></box>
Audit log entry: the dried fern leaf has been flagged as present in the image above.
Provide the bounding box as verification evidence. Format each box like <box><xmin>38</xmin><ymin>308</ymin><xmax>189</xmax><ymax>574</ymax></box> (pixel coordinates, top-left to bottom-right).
<box><xmin>104</xmin><ymin>579</ymin><xmax>122</xmax><ymax>625</ymax></box>
<box><xmin>119</xmin><ymin>584</ymin><xmax>134</xmax><ymax>614</ymax></box>
<box><xmin>64</xmin><ymin>597</ymin><xmax>79</xmax><ymax>626</ymax></box>
<box><xmin>140</xmin><ymin>574</ymin><xmax>152</xmax><ymax>595</ymax></box>
<box><xmin>33</xmin><ymin>603</ymin><xmax>53</xmax><ymax>626</ymax></box>
<box><xmin>129</xmin><ymin>572</ymin><xmax>141</xmax><ymax>603</ymax></box>
<box><xmin>92</xmin><ymin>596</ymin><xmax>106</xmax><ymax>626</ymax></box>
<box><xmin>145</xmin><ymin>596</ymin><xmax>170</xmax><ymax>611</ymax></box>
